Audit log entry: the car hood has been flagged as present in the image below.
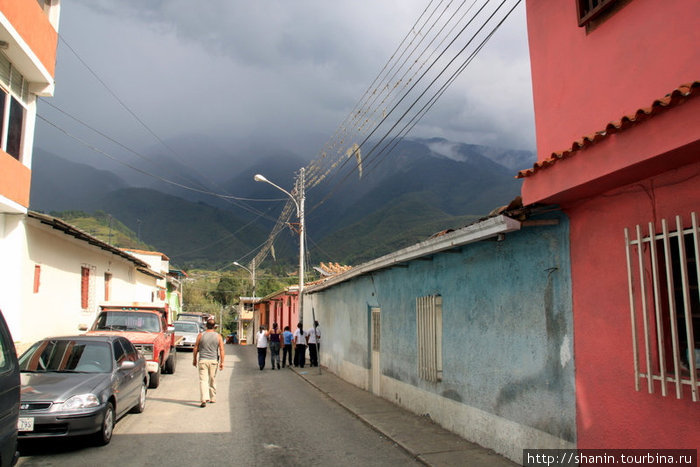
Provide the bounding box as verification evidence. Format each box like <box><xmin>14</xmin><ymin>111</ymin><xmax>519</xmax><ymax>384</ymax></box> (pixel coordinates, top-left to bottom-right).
<box><xmin>87</xmin><ymin>330</ymin><xmax>159</xmax><ymax>344</ymax></box>
<box><xmin>20</xmin><ymin>372</ymin><xmax>109</xmax><ymax>403</ymax></box>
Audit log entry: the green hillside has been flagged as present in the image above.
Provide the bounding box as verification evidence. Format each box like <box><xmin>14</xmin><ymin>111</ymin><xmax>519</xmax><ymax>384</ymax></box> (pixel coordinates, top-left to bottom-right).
<box><xmin>51</xmin><ymin>210</ymin><xmax>155</xmax><ymax>250</ymax></box>
<box><xmin>317</xmin><ymin>192</ymin><xmax>480</xmax><ymax>264</ymax></box>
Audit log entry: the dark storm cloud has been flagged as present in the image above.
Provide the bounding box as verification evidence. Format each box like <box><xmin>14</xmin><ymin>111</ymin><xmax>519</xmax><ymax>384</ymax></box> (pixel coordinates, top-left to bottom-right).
<box><xmin>39</xmin><ymin>1</ymin><xmax>534</xmax><ymax>176</ymax></box>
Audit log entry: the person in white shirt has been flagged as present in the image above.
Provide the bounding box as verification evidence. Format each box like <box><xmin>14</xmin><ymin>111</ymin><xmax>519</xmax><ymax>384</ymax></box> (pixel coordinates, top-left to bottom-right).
<box><xmin>306</xmin><ymin>322</ymin><xmax>320</xmax><ymax>367</ymax></box>
<box><xmin>256</xmin><ymin>326</ymin><xmax>268</xmax><ymax>371</ymax></box>
<box><xmin>293</xmin><ymin>322</ymin><xmax>307</xmax><ymax>368</ymax></box>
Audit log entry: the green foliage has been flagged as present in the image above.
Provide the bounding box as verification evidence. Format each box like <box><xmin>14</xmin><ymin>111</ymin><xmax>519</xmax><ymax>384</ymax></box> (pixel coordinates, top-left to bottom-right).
<box><xmin>49</xmin><ymin>210</ymin><xmax>154</xmax><ymax>250</ymax></box>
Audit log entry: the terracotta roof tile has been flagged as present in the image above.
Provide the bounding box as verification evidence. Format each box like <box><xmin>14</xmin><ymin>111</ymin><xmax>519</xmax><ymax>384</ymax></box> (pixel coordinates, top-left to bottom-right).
<box><xmin>517</xmin><ymin>80</ymin><xmax>700</xmax><ymax>178</ymax></box>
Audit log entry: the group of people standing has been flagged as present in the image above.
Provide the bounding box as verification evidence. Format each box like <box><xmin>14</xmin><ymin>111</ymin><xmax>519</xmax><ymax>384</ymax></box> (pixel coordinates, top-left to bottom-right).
<box><xmin>256</xmin><ymin>321</ymin><xmax>320</xmax><ymax>370</ymax></box>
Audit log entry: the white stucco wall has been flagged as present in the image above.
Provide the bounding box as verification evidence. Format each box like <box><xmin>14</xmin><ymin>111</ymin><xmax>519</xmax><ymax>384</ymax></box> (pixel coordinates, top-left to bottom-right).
<box><xmin>11</xmin><ymin>217</ymin><xmax>159</xmax><ymax>351</ymax></box>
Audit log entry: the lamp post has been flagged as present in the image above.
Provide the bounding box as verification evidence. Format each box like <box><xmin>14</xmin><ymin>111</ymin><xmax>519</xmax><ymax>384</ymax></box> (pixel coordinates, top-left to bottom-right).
<box><xmin>254</xmin><ymin>168</ymin><xmax>306</xmax><ymax>325</ymax></box>
<box><xmin>233</xmin><ymin>259</ymin><xmax>256</xmax><ymax>299</ymax></box>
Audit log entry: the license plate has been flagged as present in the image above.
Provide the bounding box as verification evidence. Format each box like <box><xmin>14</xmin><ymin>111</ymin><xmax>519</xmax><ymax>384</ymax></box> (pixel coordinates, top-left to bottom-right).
<box><xmin>17</xmin><ymin>417</ymin><xmax>34</xmax><ymax>431</ymax></box>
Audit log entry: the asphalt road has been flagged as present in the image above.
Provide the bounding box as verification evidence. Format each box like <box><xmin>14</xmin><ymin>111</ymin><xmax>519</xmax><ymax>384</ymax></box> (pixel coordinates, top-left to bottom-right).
<box><xmin>17</xmin><ymin>344</ymin><xmax>422</xmax><ymax>467</ymax></box>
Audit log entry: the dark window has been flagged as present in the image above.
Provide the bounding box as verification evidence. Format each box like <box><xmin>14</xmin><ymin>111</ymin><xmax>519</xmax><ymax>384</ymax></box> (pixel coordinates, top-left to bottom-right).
<box><xmin>6</xmin><ymin>96</ymin><xmax>23</xmax><ymax>160</ymax></box>
<box><xmin>0</xmin><ymin>90</ymin><xmax>6</xmax><ymax>144</ymax></box>
<box><xmin>120</xmin><ymin>338</ymin><xmax>139</xmax><ymax>362</ymax></box>
<box><xmin>113</xmin><ymin>340</ymin><xmax>126</xmax><ymax>365</ymax></box>
<box><xmin>576</xmin><ymin>0</ymin><xmax>618</xmax><ymax>27</ymax></box>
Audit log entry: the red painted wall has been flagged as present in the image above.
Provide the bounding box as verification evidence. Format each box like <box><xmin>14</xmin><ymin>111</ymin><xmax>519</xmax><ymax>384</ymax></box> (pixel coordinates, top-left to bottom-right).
<box><xmin>524</xmin><ymin>0</ymin><xmax>700</xmax><ymax>450</ymax></box>
<box><xmin>567</xmin><ymin>161</ymin><xmax>700</xmax><ymax>449</ymax></box>
<box><xmin>526</xmin><ymin>0</ymin><xmax>700</xmax><ymax>160</ymax></box>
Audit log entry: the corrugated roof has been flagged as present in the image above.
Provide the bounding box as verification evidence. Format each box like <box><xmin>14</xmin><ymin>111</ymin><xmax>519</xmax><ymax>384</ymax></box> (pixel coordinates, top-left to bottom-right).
<box><xmin>517</xmin><ymin>81</ymin><xmax>700</xmax><ymax>179</ymax></box>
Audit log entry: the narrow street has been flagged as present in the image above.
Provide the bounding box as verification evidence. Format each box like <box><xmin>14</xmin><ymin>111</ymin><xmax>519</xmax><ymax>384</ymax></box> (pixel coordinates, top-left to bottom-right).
<box><xmin>16</xmin><ymin>344</ymin><xmax>422</xmax><ymax>467</ymax></box>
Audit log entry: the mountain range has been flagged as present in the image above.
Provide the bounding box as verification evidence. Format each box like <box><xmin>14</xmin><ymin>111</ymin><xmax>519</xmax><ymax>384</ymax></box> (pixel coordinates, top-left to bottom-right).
<box><xmin>30</xmin><ymin>138</ymin><xmax>534</xmax><ymax>269</ymax></box>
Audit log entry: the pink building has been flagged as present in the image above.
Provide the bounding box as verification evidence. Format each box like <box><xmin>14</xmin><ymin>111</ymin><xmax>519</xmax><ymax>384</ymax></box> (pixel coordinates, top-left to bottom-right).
<box><xmin>521</xmin><ymin>0</ymin><xmax>699</xmax><ymax>449</ymax></box>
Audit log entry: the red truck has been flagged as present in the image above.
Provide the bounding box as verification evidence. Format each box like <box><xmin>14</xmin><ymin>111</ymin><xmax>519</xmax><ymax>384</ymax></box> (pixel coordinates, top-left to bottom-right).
<box><xmin>86</xmin><ymin>304</ymin><xmax>177</xmax><ymax>388</ymax></box>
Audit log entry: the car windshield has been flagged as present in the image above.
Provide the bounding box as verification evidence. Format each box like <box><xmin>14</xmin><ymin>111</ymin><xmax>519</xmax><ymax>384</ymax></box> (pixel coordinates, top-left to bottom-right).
<box><xmin>19</xmin><ymin>340</ymin><xmax>112</xmax><ymax>373</ymax></box>
<box><xmin>174</xmin><ymin>322</ymin><xmax>199</xmax><ymax>333</ymax></box>
<box><xmin>93</xmin><ymin>311</ymin><xmax>161</xmax><ymax>332</ymax></box>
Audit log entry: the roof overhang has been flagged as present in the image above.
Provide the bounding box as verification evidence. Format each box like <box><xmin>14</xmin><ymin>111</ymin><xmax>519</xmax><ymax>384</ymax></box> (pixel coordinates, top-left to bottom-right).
<box><xmin>27</xmin><ymin>211</ymin><xmax>162</xmax><ymax>275</ymax></box>
<box><xmin>306</xmin><ymin>214</ymin><xmax>521</xmax><ymax>294</ymax></box>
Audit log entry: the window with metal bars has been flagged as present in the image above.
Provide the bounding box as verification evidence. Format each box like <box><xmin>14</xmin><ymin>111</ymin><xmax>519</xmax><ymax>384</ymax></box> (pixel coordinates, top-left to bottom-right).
<box><xmin>624</xmin><ymin>212</ymin><xmax>699</xmax><ymax>402</ymax></box>
<box><xmin>576</xmin><ymin>0</ymin><xmax>619</xmax><ymax>27</ymax></box>
<box><xmin>417</xmin><ymin>295</ymin><xmax>443</xmax><ymax>383</ymax></box>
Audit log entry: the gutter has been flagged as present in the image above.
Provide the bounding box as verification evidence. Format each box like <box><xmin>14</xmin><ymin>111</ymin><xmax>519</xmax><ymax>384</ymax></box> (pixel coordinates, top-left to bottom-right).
<box><xmin>306</xmin><ymin>214</ymin><xmax>521</xmax><ymax>294</ymax></box>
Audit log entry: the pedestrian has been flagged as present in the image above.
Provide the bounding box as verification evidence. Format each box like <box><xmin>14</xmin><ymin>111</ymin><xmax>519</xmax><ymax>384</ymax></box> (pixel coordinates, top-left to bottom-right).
<box><xmin>306</xmin><ymin>322</ymin><xmax>319</xmax><ymax>367</ymax></box>
<box><xmin>293</xmin><ymin>322</ymin><xmax>307</xmax><ymax>368</ymax></box>
<box><xmin>282</xmin><ymin>325</ymin><xmax>294</xmax><ymax>368</ymax></box>
<box><xmin>269</xmin><ymin>322</ymin><xmax>282</xmax><ymax>370</ymax></box>
<box><xmin>256</xmin><ymin>325</ymin><xmax>268</xmax><ymax>370</ymax></box>
<box><xmin>192</xmin><ymin>318</ymin><xmax>225</xmax><ymax>408</ymax></box>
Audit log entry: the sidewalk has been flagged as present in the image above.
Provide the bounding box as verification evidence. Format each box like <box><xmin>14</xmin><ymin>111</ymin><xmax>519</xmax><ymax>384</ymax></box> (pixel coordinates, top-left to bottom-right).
<box><xmin>292</xmin><ymin>366</ymin><xmax>518</xmax><ymax>467</ymax></box>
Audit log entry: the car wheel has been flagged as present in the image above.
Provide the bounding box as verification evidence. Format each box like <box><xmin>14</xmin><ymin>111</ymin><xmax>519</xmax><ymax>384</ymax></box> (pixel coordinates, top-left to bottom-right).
<box><xmin>93</xmin><ymin>402</ymin><xmax>115</xmax><ymax>446</ymax></box>
<box><xmin>164</xmin><ymin>350</ymin><xmax>177</xmax><ymax>374</ymax></box>
<box><xmin>148</xmin><ymin>370</ymin><xmax>160</xmax><ymax>388</ymax></box>
<box><xmin>131</xmin><ymin>380</ymin><xmax>147</xmax><ymax>413</ymax></box>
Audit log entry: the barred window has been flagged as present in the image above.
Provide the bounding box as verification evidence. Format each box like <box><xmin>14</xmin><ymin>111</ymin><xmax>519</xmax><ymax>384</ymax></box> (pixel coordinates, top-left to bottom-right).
<box><xmin>417</xmin><ymin>295</ymin><xmax>442</xmax><ymax>383</ymax></box>
<box><xmin>625</xmin><ymin>213</ymin><xmax>699</xmax><ymax>401</ymax></box>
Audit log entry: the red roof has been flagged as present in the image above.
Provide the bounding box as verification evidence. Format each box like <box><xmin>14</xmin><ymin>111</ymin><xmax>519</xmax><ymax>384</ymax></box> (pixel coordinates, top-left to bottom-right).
<box><xmin>517</xmin><ymin>81</ymin><xmax>700</xmax><ymax>179</ymax></box>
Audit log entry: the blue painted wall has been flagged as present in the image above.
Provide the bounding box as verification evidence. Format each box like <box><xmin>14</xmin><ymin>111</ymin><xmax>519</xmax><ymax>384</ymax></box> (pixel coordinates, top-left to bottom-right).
<box><xmin>310</xmin><ymin>211</ymin><xmax>575</xmax><ymax>443</ymax></box>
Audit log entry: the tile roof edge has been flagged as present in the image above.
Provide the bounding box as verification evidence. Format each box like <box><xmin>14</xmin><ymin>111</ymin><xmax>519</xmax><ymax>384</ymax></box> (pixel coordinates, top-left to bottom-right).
<box><xmin>516</xmin><ymin>80</ymin><xmax>700</xmax><ymax>179</ymax></box>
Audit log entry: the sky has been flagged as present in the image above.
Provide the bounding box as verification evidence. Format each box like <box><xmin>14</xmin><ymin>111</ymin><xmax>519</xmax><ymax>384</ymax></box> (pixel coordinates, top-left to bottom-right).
<box><xmin>34</xmin><ymin>0</ymin><xmax>535</xmax><ymax>180</ymax></box>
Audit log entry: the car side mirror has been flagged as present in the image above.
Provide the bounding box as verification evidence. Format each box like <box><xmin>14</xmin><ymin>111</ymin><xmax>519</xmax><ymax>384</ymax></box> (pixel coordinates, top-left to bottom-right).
<box><xmin>78</xmin><ymin>324</ymin><xmax>88</xmax><ymax>331</ymax></box>
<box><xmin>120</xmin><ymin>361</ymin><xmax>136</xmax><ymax>370</ymax></box>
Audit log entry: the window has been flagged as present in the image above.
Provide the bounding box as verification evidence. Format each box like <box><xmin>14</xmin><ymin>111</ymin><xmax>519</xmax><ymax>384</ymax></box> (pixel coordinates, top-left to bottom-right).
<box><xmin>576</xmin><ymin>0</ymin><xmax>623</xmax><ymax>28</ymax></box>
<box><xmin>625</xmin><ymin>212</ymin><xmax>699</xmax><ymax>401</ymax></box>
<box><xmin>33</xmin><ymin>265</ymin><xmax>41</xmax><ymax>294</ymax></box>
<box><xmin>0</xmin><ymin>53</ymin><xmax>29</xmax><ymax>160</ymax></box>
<box><xmin>372</xmin><ymin>308</ymin><xmax>381</xmax><ymax>352</ymax></box>
<box><xmin>417</xmin><ymin>294</ymin><xmax>443</xmax><ymax>383</ymax></box>
<box><xmin>113</xmin><ymin>340</ymin><xmax>126</xmax><ymax>365</ymax></box>
<box><xmin>104</xmin><ymin>273</ymin><xmax>112</xmax><ymax>301</ymax></box>
<box><xmin>81</xmin><ymin>267</ymin><xmax>90</xmax><ymax>309</ymax></box>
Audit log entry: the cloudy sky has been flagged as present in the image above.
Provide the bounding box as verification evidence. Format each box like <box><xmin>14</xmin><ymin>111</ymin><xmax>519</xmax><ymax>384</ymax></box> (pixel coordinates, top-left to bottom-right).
<box><xmin>35</xmin><ymin>0</ymin><xmax>534</xmax><ymax>180</ymax></box>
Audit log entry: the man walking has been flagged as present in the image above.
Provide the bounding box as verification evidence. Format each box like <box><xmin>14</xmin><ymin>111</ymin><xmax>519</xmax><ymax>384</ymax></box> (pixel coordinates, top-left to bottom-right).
<box><xmin>193</xmin><ymin>318</ymin><xmax>225</xmax><ymax>408</ymax></box>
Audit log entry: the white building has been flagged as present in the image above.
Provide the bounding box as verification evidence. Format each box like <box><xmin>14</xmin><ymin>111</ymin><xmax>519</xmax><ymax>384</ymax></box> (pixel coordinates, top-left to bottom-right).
<box><xmin>11</xmin><ymin>212</ymin><xmax>163</xmax><ymax>352</ymax></box>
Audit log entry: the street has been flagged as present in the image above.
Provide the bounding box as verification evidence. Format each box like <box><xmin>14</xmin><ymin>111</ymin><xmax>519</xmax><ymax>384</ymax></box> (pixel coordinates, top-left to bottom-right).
<box><xmin>17</xmin><ymin>344</ymin><xmax>422</xmax><ymax>467</ymax></box>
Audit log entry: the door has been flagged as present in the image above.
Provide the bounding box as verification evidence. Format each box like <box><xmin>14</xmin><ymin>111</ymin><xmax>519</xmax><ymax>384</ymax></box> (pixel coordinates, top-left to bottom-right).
<box><xmin>370</xmin><ymin>307</ymin><xmax>381</xmax><ymax>396</ymax></box>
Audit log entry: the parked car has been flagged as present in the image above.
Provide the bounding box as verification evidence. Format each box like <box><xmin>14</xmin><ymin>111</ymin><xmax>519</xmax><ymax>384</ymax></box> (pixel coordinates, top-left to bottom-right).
<box><xmin>17</xmin><ymin>335</ymin><xmax>148</xmax><ymax>446</ymax></box>
<box><xmin>0</xmin><ymin>310</ymin><xmax>19</xmax><ymax>467</ymax></box>
<box><xmin>177</xmin><ymin>312</ymin><xmax>209</xmax><ymax>330</ymax></box>
<box><xmin>86</xmin><ymin>304</ymin><xmax>177</xmax><ymax>389</ymax></box>
<box><xmin>173</xmin><ymin>320</ymin><xmax>201</xmax><ymax>351</ymax></box>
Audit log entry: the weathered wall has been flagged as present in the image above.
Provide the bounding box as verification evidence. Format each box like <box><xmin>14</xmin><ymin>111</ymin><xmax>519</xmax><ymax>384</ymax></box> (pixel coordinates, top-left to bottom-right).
<box><xmin>310</xmin><ymin>211</ymin><xmax>574</xmax><ymax>462</ymax></box>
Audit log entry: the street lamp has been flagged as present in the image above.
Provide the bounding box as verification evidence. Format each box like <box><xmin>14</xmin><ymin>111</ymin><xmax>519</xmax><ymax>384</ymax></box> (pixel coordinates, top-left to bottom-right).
<box><xmin>233</xmin><ymin>260</ymin><xmax>256</xmax><ymax>298</ymax></box>
<box><xmin>254</xmin><ymin>168</ymin><xmax>306</xmax><ymax>324</ymax></box>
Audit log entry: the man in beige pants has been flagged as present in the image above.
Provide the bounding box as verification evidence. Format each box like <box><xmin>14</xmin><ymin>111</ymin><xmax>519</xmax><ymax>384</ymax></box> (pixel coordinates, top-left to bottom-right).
<box><xmin>192</xmin><ymin>318</ymin><xmax>225</xmax><ymax>408</ymax></box>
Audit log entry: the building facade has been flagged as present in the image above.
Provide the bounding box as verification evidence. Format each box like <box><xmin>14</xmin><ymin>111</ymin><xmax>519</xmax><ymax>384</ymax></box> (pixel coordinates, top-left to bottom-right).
<box><xmin>521</xmin><ymin>0</ymin><xmax>699</xmax><ymax>450</ymax></box>
<box><xmin>18</xmin><ymin>212</ymin><xmax>162</xmax><ymax>351</ymax></box>
<box><xmin>0</xmin><ymin>0</ymin><xmax>60</xmax><ymax>339</ymax></box>
<box><xmin>305</xmin><ymin>211</ymin><xmax>574</xmax><ymax>462</ymax></box>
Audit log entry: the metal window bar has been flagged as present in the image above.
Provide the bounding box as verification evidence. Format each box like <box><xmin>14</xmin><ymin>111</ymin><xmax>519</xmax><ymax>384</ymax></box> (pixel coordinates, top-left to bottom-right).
<box><xmin>576</xmin><ymin>0</ymin><xmax>617</xmax><ymax>27</ymax></box>
<box><xmin>417</xmin><ymin>295</ymin><xmax>442</xmax><ymax>382</ymax></box>
<box><xmin>625</xmin><ymin>212</ymin><xmax>700</xmax><ymax>401</ymax></box>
